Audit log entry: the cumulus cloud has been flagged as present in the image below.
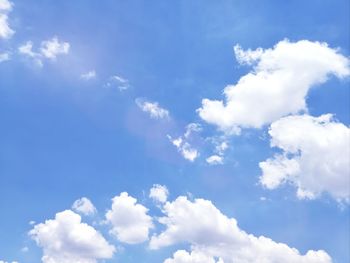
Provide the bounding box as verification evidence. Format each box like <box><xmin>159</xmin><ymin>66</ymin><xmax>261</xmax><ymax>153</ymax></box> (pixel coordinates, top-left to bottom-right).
<box><xmin>29</xmin><ymin>210</ymin><xmax>115</xmax><ymax>263</ymax></box>
<box><xmin>150</xmin><ymin>196</ymin><xmax>332</xmax><ymax>263</ymax></box>
<box><xmin>80</xmin><ymin>70</ymin><xmax>96</xmax><ymax>80</ymax></box>
<box><xmin>105</xmin><ymin>192</ymin><xmax>153</xmax><ymax>244</ymax></box>
<box><xmin>18</xmin><ymin>37</ymin><xmax>70</xmax><ymax>66</ymax></box>
<box><xmin>72</xmin><ymin>197</ymin><xmax>97</xmax><ymax>216</ymax></box>
<box><xmin>40</xmin><ymin>37</ymin><xmax>70</xmax><ymax>59</ymax></box>
<box><xmin>149</xmin><ymin>184</ymin><xmax>169</xmax><ymax>203</ymax></box>
<box><xmin>164</xmin><ymin>250</ymin><xmax>222</xmax><ymax>263</ymax></box>
<box><xmin>197</xmin><ymin>40</ymin><xmax>350</xmax><ymax>132</ymax></box>
<box><xmin>136</xmin><ymin>98</ymin><xmax>170</xmax><ymax>119</ymax></box>
<box><xmin>259</xmin><ymin>114</ymin><xmax>350</xmax><ymax>202</ymax></box>
<box><xmin>0</xmin><ymin>0</ymin><xmax>14</xmax><ymax>39</ymax></box>
<box><xmin>168</xmin><ymin>123</ymin><xmax>201</xmax><ymax>162</ymax></box>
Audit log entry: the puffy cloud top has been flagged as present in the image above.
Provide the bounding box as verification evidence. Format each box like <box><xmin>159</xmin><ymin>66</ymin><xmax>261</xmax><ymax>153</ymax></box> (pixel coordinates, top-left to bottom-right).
<box><xmin>29</xmin><ymin>210</ymin><xmax>115</xmax><ymax>263</ymax></box>
<box><xmin>198</xmin><ymin>40</ymin><xmax>350</xmax><ymax>132</ymax></box>
<box><xmin>105</xmin><ymin>192</ymin><xmax>153</xmax><ymax>244</ymax></box>
<box><xmin>149</xmin><ymin>184</ymin><xmax>169</xmax><ymax>203</ymax></box>
<box><xmin>150</xmin><ymin>196</ymin><xmax>332</xmax><ymax>263</ymax></box>
<box><xmin>260</xmin><ymin>114</ymin><xmax>350</xmax><ymax>202</ymax></box>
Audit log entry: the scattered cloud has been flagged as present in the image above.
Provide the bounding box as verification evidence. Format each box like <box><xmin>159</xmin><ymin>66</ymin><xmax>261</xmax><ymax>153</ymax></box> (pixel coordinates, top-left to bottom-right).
<box><xmin>18</xmin><ymin>37</ymin><xmax>70</xmax><ymax>66</ymax></box>
<box><xmin>104</xmin><ymin>75</ymin><xmax>130</xmax><ymax>91</ymax></box>
<box><xmin>105</xmin><ymin>192</ymin><xmax>153</xmax><ymax>244</ymax></box>
<box><xmin>168</xmin><ymin>123</ymin><xmax>201</xmax><ymax>162</ymax></box>
<box><xmin>206</xmin><ymin>155</ymin><xmax>223</xmax><ymax>165</ymax></box>
<box><xmin>184</xmin><ymin>123</ymin><xmax>202</xmax><ymax>138</ymax></box>
<box><xmin>259</xmin><ymin>114</ymin><xmax>350</xmax><ymax>202</ymax></box>
<box><xmin>136</xmin><ymin>98</ymin><xmax>170</xmax><ymax>119</ymax></box>
<box><xmin>164</xmin><ymin>250</ymin><xmax>222</xmax><ymax>263</ymax></box>
<box><xmin>150</xmin><ymin>195</ymin><xmax>332</xmax><ymax>263</ymax></box>
<box><xmin>149</xmin><ymin>184</ymin><xmax>169</xmax><ymax>203</ymax></box>
<box><xmin>168</xmin><ymin>136</ymin><xmax>199</xmax><ymax>162</ymax></box>
<box><xmin>40</xmin><ymin>37</ymin><xmax>70</xmax><ymax>60</ymax></box>
<box><xmin>197</xmin><ymin>40</ymin><xmax>350</xmax><ymax>133</ymax></box>
<box><xmin>72</xmin><ymin>197</ymin><xmax>97</xmax><ymax>216</ymax></box>
<box><xmin>80</xmin><ymin>70</ymin><xmax>96</xmax><ymax>80</ymax></box>
<box><xmin>29</xmin><ymin>210</ymin><xmax>115</xmax><ymax>263</ymax></box>
<box><xmin>0</xmin><ymin>0</ymin><xmax>14</xmax><ymax>39</ymax></box>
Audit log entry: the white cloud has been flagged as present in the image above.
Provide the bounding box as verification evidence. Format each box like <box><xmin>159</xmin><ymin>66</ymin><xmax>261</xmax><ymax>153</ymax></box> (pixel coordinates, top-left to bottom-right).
<box><xmin>0</xmin><ymin>51</ymin><xmax>9</xmax><ymax>62</ymax></box>
<box><xmin>184</xmin><ymin>123</ymin><xmax>202</xmax><ymax>138</ymax></box>
<box><xmin>259</xmin><ymin>114</ymin><xmax>350</xmax><ymax>202</ymax></box>
<box><xmin>40</xmin><ymin>37</ymin><xmax>70</xmax><ymax>59</ymax></box>
<box><xmin>72</xmin><ymin>197</ymin><xmax>97</xmax><ymax>216</ymax></box>
<box><xmin>105</xmin><ymin>192</ymin><xmax>153</xmax><ymax>244</ymax></box>
<box><xmin>136</xmin><ymin>98</ymin><xmax>170</xmax><ymax>119</ymax></box>
<box><xmin>0</xmin><ymin>261</ymin><xmax>18</xmax><ymax>263</ymax></box>
<box><xmin>168</xmin><ymin>136</ymin><xmax>199</xmax><ymax>162</ymax></box>
<box><xmin>105</xmin><ymin>75</ymin><xmax>130</xmax><ymax>91</ymax></box>
<box><xmin>206</xmin><ymin>155</ymin><xmax>223</xmax><ymax>165</ymax></box>
<box><xmin>164</xmin><ymin>250</ymin><xmax>222</xmax><ymax>263</ymax></box>
<box><xmin>168</xmin><ymin>123</ymin><xmax>201</xmax><ymax>162</ymax></box>
<box><xmin>197</xmin><ymin>40</ymin><xmax>350</xmax><ymax>132</ymax></box>
<box><xmin>18</xmin><ymin>41</ymin><xmax>36</xmax><ymax>57</ymax></box>
<box><xmin>150</xmin><ymin>196</ymin><xmax>332</xmax><ymax>263</ymax></box>
<box><xmin>81</xmin><ymin>70</ymin><xmax>96</xmax><ymax>80</ymax></box>
<box><xmin>215</xmin><ymin>141</ymin><xmax>228</xmax><ymax>155</ymax></box>
<box><xmin>0</xmin><ymin>0</ymin><xmax>14</xmax><ymax>39</ymax></box>
<box><xmin>0</xmin><ymin>0</ymin><xmax>12</xmax><ymax>10</ymax></box>
<box><xmin>149</xmin><ymin>184</ymin><xmax>169</xmax><ymax>203</ymax></box>
<box><xmin>19</xmin><ymin>37</ymin><xmax>70</xmax><ymax>66</ymax></box>
<box><xmin>29</xmin><ymin>210</ymin><xmax>115</xmax><ymax>263</ymax></box>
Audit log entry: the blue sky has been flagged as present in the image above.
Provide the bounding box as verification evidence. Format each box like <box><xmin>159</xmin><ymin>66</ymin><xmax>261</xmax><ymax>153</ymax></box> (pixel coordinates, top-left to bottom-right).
<box><xmin>0</xmin><ymin>0</ymin><xmax>349</xmax><ymax>262</ymax></box>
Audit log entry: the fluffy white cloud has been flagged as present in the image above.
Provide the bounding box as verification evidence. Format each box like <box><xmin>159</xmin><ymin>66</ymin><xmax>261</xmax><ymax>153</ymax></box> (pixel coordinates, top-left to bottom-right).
<box><xmin>149</xmin><ymin>184</ymin><xmax>169</xmax><ymax>203</ymax></box>
<box><xmin>206</xmin><ymin>155</ymin><xmax>223</xmax><ymax>165</ymax></box>
<box><xmin>81</xmin><ymin>70</ymin><xmax>96</xmax><ymax>80</ymax></box>
<box><xmin>0</xmin><ymin>0</ymin><xmax>14</xmax><ymax>39</ymax></box>
<box><xmin>197</xmin><ymin>40</ymin><xmax>350</xmax><ymax>132</ymax></box>
<box><xmin>72</xmin><ymin>197</ymin><xmax>97</xmax><ymax>216</ymax></box>
<box><xmin>40</xmin><ymin>37</ymin><xmax>70</xmax><ymax>59</ymax></box>
<box><xmin>105</xmin><ymin>192</ymin><xmax>153</xmax><ymax>244</ymax></box>
<box><xmin>29</xmin><ymin>210</ymin><xmax>115</xmax><ymax>263</ymax></box>
<box><xmin>150</xmin><ymin>196</ymin><xmax>332</xmax><ymax>263</ymax></box>
<box><xmin>164</xmin><ymin>250</ymin><xmax>222</xmax><ymax>263</ymax></box>
<box><xmin>259</xmin><ymin>114</ymin><xmax>350</xmax><ymax>202</ymax></box>
<box><xmin>19</xmin><ymin>37</ymin><xmax>70</xmax><ymax>66</ymax></box>
<box><xmin>136</xmin><ymin>98</ymin><xmax>170</xmax><ymax>119</ymax></box>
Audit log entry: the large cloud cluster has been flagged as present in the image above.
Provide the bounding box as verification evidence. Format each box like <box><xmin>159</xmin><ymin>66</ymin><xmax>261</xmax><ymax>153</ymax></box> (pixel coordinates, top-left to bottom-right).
<box><xmin>259</xmin><ymin>114</ymin><xmax>350</xmax><ymax>202</ymax></box>
<box><xmin>198</xmin><ymin>40</ymin><xmax>349</xmax><ymax>132</ymax></box>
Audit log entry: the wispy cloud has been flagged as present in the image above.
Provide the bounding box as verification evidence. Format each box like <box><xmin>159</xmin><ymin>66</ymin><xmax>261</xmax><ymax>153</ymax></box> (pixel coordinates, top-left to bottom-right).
<box><xmin>136</xmin><ymin>98</ymin><xmax>170</xmax><ymax>119</ymax></box>
<box><xmin>80</xmin><ymin>70</ymin><xmax>96</xmax><ymax>80</ymax></box>
<box><xmin>18</xmin><ymin>37</ymin><xmax>70</xmax><ymax>67</ymax></box>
